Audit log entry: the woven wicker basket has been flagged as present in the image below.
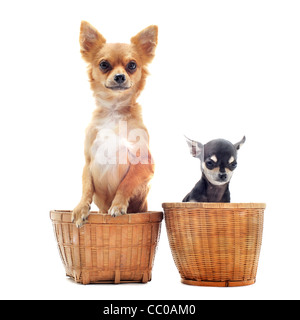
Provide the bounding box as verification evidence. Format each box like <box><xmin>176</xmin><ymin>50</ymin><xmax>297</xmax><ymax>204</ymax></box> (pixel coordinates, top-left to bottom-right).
<box><xmin>163</xmin><ymin>203</ymin><xmax>265</xmax><ymax>287</ymax></box>
<box><xmin>50</xmin><ymin>210</ymin><xmax>163</xmax><ymax>284</ymax></box>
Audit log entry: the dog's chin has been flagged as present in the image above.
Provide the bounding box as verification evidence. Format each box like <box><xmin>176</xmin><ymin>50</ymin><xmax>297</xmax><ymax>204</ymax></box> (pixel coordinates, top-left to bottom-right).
<box><xmin>204</xmin><ymin>174</ymin><xmax>229</xmax><ymax>186</ymax></box>
<box><xmin>212</xmin><ymin>180</ymin><xmax>229</xmax><ymax>186</ymax></box>
<box><xmin>105</xmin><ymin>85</ymin><xmax>131</xmax><ymax>91</ymax></box>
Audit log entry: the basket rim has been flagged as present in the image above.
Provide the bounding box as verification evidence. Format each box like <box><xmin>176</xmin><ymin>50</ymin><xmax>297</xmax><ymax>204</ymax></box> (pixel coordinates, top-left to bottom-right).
<box><xmin>50</xmin><ymin>210</ymin><xmax>163</xmax><ymax>224</ymax></box>
<box><xmin>162</xmin><ymin>202</ymin><xmax>266</xmax><ymax>209</ymax></box>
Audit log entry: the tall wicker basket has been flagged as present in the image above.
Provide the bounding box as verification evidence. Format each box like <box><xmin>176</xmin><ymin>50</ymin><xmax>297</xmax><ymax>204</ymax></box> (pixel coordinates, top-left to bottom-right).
<box><xmin>163</xmin><ymin>203</ymin><xmax>265</xmax><ymax>287</ymax></box>
<box><xmin>50</xmin><ymin>210</ymin><xmax>163</xmax><ymax>284</ymax></box>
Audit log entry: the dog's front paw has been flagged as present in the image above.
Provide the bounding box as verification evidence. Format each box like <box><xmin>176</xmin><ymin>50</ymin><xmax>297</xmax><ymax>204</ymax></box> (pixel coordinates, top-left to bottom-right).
<box><xmin>72</xmin><ymin>204</ymin><xmax>91</xmax><ymax>228</ymax></box>
<box><xmin>108</xmin><ymin>204</ymin><xmax>127</xmax><ymax>217</ymax></box>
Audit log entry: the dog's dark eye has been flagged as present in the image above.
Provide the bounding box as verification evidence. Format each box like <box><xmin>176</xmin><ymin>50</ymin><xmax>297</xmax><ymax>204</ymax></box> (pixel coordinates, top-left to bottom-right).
<box><xmin>229</xmin><ymin>162</ymin><xmax>237</xmax><ymax>170</ymax></box>
<box><xmin>99</xmin><ymin>60</ymin><xmax>111</xmax><ymax>72</ymax></box>
<box><xmin>127</xmin><ymin>61</ymin><xmax>137</xmax><ymax>73</ymax></box>
<box><xmin>205</xmin><ymin>160</ymin><xmax>215</xmax><ymax>170</ymax></box>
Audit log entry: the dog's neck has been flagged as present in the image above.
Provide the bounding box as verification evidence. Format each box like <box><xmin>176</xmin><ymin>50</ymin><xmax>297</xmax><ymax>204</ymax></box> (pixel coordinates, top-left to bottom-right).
<box><xmin>92</xmin><ymin>94</ymin><xmax>142</xmax><ymax>122</ymax></box>
<box><xmin>96</xmin><ymin>95</ymin><xmax>133</xmax><ymax>111</ymax></box>
<box><xmin>203</xmin><ymin>175</ymin><xmax>229</xmax><ymax>202</ymax></box>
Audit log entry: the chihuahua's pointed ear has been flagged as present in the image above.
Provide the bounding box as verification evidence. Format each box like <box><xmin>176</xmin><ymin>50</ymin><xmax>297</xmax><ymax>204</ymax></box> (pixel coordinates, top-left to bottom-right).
<box><xmin>131</xmin><ymin>25</ymin><xmax>158</xmax><ymax>64</ymax></box>
<box><xmin>80</xmin><ymin>21</ymin><xmax>106</xmax><ymax>62</ymax></box>
<box><xmin>185</xmin><ymin>136</ymin><xmax>204</xmax><ymax>159</ymax></box>
<box><xmin>234</xmin><ymin>136</ymin><xmax>246</xmax><ymax>150</ymax></box>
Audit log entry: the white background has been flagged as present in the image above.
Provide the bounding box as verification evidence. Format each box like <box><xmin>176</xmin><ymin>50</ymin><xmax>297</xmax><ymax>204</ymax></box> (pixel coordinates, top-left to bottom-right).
<box><xmin>0</xmin><ymin>0</ymin><xmax>299</xmax><ymax>300</ymax></box>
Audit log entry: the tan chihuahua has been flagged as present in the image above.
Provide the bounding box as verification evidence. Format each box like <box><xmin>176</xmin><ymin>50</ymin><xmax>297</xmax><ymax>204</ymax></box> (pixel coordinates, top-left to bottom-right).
<box><xmin>72</xmin><ymin>21</ymin><xmax>157</xmax><ymax>227</ymax></box>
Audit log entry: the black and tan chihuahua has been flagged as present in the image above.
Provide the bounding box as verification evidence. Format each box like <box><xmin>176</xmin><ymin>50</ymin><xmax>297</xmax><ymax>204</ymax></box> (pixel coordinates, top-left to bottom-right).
<box><xmin>183</xmin><ymin>136</ymin><xmax>246</xmax><ymax>203</ymax></box>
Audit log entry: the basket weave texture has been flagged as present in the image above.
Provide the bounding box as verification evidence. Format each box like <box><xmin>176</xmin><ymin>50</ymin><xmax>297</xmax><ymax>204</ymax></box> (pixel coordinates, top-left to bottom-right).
<box><xmin>163</xmin><ymin>203</ymin><xmax>265</xmax><ymax>287</ymax></box>
<box><xmin>50</xmin><ymin>210</ymin><xmax>163</xmax><ymax>284</ymax></box>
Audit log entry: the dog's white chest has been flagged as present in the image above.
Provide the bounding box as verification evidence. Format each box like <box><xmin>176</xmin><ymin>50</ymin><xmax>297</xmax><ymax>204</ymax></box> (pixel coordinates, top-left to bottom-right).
<box><xmin>89</xmin><ymin>111</ymin><xmax>150</xmax><ymax>195</ymax></box>
<box><xmin>90</xmin><ymin>115</ymin><xmax>130</xmax><ymax>193</ymax></box>
<box><xmin>91</xmin><ymin>116</ymin><xmax>128</xmax><ymax>165</ymax></box>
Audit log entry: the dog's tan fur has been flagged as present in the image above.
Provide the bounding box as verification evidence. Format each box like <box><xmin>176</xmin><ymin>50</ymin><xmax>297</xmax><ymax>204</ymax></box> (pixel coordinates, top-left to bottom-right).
<box><xmin>72</xmin><ymin>21</ymin><xmax>157</xmax><ymax>227</ymax></box>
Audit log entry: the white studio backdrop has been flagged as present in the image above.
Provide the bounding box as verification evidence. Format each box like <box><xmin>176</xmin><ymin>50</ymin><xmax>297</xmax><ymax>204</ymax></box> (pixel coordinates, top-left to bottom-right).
<box><xmin>0</xmin><ymin>0</ymin><xmax>299</xmax><ymax>300</ymax></box>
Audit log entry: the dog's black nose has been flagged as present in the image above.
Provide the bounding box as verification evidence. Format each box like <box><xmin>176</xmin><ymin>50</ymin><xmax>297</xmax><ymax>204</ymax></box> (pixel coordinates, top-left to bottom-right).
<box><xmin>219</xmin><ymin>173</ymin><xmax>227</xmax><ymax>181</ymax></box>
<box><xmin>114</xmin><ymin>74</ymin><xmax>126</xmax><ymax>84</ymax></box>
